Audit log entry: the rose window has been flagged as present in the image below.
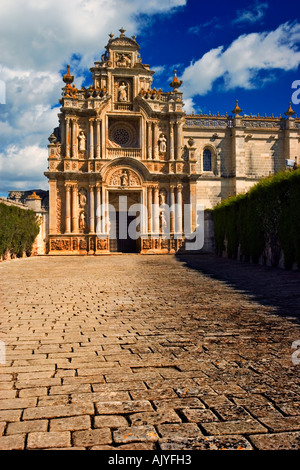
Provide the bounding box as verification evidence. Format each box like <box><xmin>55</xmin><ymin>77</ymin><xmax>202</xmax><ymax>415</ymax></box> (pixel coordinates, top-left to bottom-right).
<box><xmin>113</xmin><ymin>128</ymin><xmax>130</xmax><ymax>146</ymax></box>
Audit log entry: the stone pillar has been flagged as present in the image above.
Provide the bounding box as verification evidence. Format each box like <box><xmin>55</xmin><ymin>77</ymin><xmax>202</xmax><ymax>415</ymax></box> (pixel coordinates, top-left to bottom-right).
<box><xmin>176</xmin><ymin>122</ymin><xmax>183</xmax><ymax>160</ymax></box>
<box><xmin>147</xmin><ymin>186</ymin><xmax>153</xmax><ymax>233</ymax></box>
<box><xmin>72</xmin><ymin>184</ymin><xmax>78</xmax><ymax>233</ymax></box>
<box><xmin>96</xmin><ymin>119</ymin><xmax>101</xmax><ymax>159</ymax></box>
<box><xmin>176</xmin><ymin>183</ymin><xmax>183</xmax><ymax>235</ymax></box>
<box><xmin>169</xmin><ymin>122</ymin><xmax>174</xmax><ymax>160</ymax></box>
<box><xmin>89</xmin><ymin>119</ymin><xmax>94</xmax><ymax>159</ymax></box>
<box><xmin>170</xmin><ymin>185</ymin><xmax>175</xmax><ymax>233</ymax></box>
<box><xmin>153</xmin><ymin>122</ymin><xmax>159</xmax><ymax>159</ymax></box>
<box><xmin>89</xmin><ymin>184</ymin><xmax>95</xmax><ymax>233</ymax></box>
<box><xmin>65</xmin><ymin>117</ymin><xmax>70</xmax><ymax>158</ymax></box>
<box><xmin>102</xmin><ymin>186</ymin><xmax>107</xmax><ymax>234</ymax></box>
<box><xmin>101</xmin><ymin>118</ymin><xmax>106</xmax><ymax>160</ymax></box>
<box><xmin>189</xmin><ymin>182</ymin><xmax>197</xmax><ymax>234</ymax></box>
<box><xmin>71</xmin><ymin>119</ymin><xmax>77</xmax><ymax>159</ymax></box>
<box><xmin>147</xmin><ymin>122</ymin><xmax>152</xmax><ymax>160</ymax></box>
<box><xmin>95</xmin><ymin>183</ymin><xmax>101</xmax><ymax>234</ymax></box>
<box><xmin>153</xmin><ymin>186</ymin><xmax>159</xmax><ymax>234</ymax></box>
<box><xmin>49</xmin><ymin>179</ymin><xmax>57</xmax><ymax>235</ymax></box>
<box><xmin>65</xmin><ymin>184</ymin><xmax>71</xmax><ymax>233</ymax></box>
<box><xmin>141</xmin><ymin>187</ymin><xmax>147</xmax><ymax>233</ymax></box>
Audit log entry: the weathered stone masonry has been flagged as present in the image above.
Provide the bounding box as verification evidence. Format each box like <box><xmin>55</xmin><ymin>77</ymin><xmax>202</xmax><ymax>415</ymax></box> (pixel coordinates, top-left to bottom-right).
<box><xmin>44</xmin><ymin>29</ymin><xmax>300</xmax><ymax>255</ymax></box>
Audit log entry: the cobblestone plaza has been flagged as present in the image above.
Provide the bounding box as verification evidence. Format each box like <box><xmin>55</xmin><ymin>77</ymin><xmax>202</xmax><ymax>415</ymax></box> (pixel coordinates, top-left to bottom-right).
<box><xmin>0</xmin><ymin>254</ymin><xmax>300</xmax><ymax>450</ymax></box>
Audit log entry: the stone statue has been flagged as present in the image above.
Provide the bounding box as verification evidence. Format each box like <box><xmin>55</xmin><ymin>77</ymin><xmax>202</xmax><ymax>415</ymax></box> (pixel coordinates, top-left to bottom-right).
<box><xmin>116</xmin><ymin>53</ymin><xmax>131</xmax><ymax>67</ymax></box>
<box><xmin>79</xmin><ymin>190</ymin><xmax>87</xmax><ymax>208</ymax></box>
<box><xmin>159</xmin><ymin>207</ymin><xmax>168</xmax><ymax>232</ymax></box>
<box><xmin>78</xmin><ymin>131</ymin><xmax>86</xmax><ymax>152</ymax></box>
<box><xmin>120</xmin><ymin>170</ymin><xmax>129</xmax><ymax>186</ymax></box>
<box><xmin>79</xmin><ymin>211</ymin><xmax>86</xmax><ymax>229</ymax></box>
<box><xmin>119</xmin><ymin>82</ymin><xmax>128</xmax><ymax>102</ymax></box>
<box><xmin>159</xmin><ymin>134</ymin><xmax>167</xmax><ymax>153</ymax></box>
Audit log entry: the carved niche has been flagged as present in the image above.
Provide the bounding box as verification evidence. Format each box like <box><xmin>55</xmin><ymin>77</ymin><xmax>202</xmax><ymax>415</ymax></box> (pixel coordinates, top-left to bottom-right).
<box><xmin>109</xmin><ymin>168</ymin><xmax>141</xmax><ymax>187</ymax></box>
<box><xmin>114</xmin><ymin>78</ymin><xmax>132</xmax><ymax>102</ymax></box>
<box><xmin>115</xmin><ymin>52</ymin><xmax>132</xmax><ymax>68</ymax></box>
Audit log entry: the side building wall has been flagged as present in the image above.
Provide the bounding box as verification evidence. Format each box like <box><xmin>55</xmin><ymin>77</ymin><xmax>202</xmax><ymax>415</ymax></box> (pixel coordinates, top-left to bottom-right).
<box><xmin>184</xmin><ymin>113</ymin><xmax>300</xmax><ymax>209</ymax></box>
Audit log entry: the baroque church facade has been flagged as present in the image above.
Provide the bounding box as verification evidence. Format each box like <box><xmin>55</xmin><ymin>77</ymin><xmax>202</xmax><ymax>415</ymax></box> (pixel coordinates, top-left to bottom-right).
<box><xmin>44</xmin><ymin>28</ymin><xmax>300</xmax><ymax>254</ymax></box>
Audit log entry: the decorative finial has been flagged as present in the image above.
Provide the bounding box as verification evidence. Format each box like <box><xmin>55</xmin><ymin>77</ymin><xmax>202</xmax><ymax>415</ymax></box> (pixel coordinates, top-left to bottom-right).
<box><xmin>232</xmin><ymin>100</ymin><xmax>242</xmax><ymax>116</ymax></box>
<box><xmin>285</xmin><ymin>102</ymin><xmax>295</xmax><ymax>117</ymax></box>
<box><xmin>119</xmin><ymin>28</ymin><xmax>126</xmax><ymax>37</ymax></box>
<box><xmin>63</xmin><ymin>65</ymin><xmax>74</xmax><ymax>84</ymax></box>
<box><xmin>109</xmin><ymin>33</ymin><xmax>114</xmax><ymax>40</ymax></box>
<box><xmin>169</xmin><ymin>70</ymin><xmax>182</xmax><ymax>91</ymax></box>
<box><xmin>27</xmin><ymin>191</ymin><xmax>41</xmax><ymax>200</ymax></box>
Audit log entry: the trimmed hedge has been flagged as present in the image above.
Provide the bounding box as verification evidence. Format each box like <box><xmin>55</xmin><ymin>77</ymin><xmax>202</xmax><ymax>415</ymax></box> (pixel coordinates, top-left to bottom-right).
<box><xmin>213</xmin><ymin>169</ymin><xmax>300</xmax><ymax>269</ymax></box>
<box><xmin>0</xmin><ymin>203</ymin><xmax>40</xmax><ymax>258</ymax></box>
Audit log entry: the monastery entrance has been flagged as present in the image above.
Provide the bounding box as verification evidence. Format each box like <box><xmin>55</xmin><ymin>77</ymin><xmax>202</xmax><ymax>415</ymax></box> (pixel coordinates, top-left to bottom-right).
<box><xmin>108</xmin><ymin>191</ymin><xmax>141</xmax><ymax>253</ymax></box>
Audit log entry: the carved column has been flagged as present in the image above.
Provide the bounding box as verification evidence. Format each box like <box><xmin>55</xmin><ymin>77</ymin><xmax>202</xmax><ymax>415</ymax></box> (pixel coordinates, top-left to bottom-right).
<box><xmin>49</xmin><ymin>179</ymin><xmax>57</xmax><ymax>235</ymax></box>
<box><xmin>153</xmin><ymin>122</ymin><xmax>159</xmax><ymax>159</ymax></box>
<box><xmin>65</xmin><ymin>117</ymin><xmax>70</xmax><ymax>158</ymax></box>
<box><xmin>170</xmin><ymin>185</ymin><xmax>175</xmax><ymax>233</ymax></box>
<box><xmin>71</xmin><ymin>119</ymin><xmax>77</xmax><ymax>159</ymax></box>
<box><xmin>89</xmin><ymin>119</ymin><xmax>94</xmax><ymax>159</ymax></box>
<box><xmin>96</xmin><ymin>119</ymin><xmax>101</xmax><ymax>159</ymax></box>
<box><xmin>65</xmin><ymin>184</ymin><xmax>71</xmax><ymax>233</ymax></box>
<box><xmin>72</xmin><ymin>184</ymin><xmax>78</xmax><ymax>233</ymax></box>
<box><xmin>95</xmin><ymin>183</ymin><xmax>101</xmax><ymax>234</ymax></box>
<box><xmin>102</xmin><ymin>185</ymin><xmax>107</xmax><ymax>234</ymax></box>
<box><xmin>169</xmin><ymin>122</ymin><xmax>174</xmax><ymax>161</ymax></box>
<box><xmin>89</xmin><ymin>184</ymin><xmax>95</xmax><ymax>233</ymax></box>
<box><xmin>147</xmin><ymin>122</ymin><xmax>152</xmax><ymax>160</ymax></box>
<box><xmin>176</xmin><ymin>122</ymin><xmax>183</xmax><ymax>160</ymax></box>
<box><xmin>176</xmin><ymin>183</ymin><xmax>183</xmax><ymax>235</ymax></box>
<box><xmin>101</xmin><ymin>118</ymin><xmax>106</xmax><ymax>160</ymax></box>
<box><xmin>147</xmin><ymin>186</ymin><xmax>153</xmax><ymax>233</ymax></box>
<box><xmin>153</xmin><ymin>186</ymin><xmax>159</xmax><ymax>234</ymax></box>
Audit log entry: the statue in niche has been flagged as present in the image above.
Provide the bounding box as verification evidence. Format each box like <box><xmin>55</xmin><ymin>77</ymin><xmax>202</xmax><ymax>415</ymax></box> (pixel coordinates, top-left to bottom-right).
<box><xmin>79</xmin><ymin>211</ymin><xmax>86</xmax><ymax>230</ymax></box>
<box><xmin>79</xmin><ymin>189</ymin><xmax>87</xmax><ymax>208</ymax></box>
<box><xmin>118</xmin><ymin>81</ymin><xmax>128</xmax><ymax>102</ymax></box>
<box><xmin>78</xmin><ymin>131</ymin><xmax>86</xmax><ymax>152</ymax></box>
<box><xmin>116</xmin><ymin>53</ymin><xmax>131</xmax><ymax>68</ymax></box>
<box><xmin>159</xmin><ymin>134</ymin><xmax>167</xmax><ymax>153</ymax></box>
<box><xmin>120</xmin><ymin>170</ymin><xmax>129</xmax><ymax>186</ymax></box>
<box><xmin>159</xmin><ymin>189</ymin><xmax>167</xmax><ymax>205</ymax></box>
<box><xmin>159</xmin><ymin>208</ymin><xmax>168</xmax><ymax>233</ymax></box>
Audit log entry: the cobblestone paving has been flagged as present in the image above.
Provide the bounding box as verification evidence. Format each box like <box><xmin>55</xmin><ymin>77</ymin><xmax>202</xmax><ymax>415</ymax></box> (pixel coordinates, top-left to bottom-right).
<box><xmin>0</xmin><ymin>254</ymin><xmax>300</xmax><ymax>450</ymax></box>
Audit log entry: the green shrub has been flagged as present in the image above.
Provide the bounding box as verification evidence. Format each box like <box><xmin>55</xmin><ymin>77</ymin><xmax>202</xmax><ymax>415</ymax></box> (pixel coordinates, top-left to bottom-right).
<box><xmin>0</xmin><ymin>203</ymin><xmax>40</xmax><ymax>258</ymax></box>
<box><xmin>213</xmin><ymin>169</ymin><xmax>300</xmax><ymax>269</ymax></box>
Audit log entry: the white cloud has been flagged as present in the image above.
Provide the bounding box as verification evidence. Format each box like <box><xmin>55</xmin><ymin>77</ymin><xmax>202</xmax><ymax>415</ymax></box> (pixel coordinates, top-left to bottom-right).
<box><xmin>0</xmin><ymin>0</ymin><xmax>186</xmax><ymax>193</ymax></box>
<box><xmin>0</xmin><ymin>145</ymin><xmax>48</xmax><ymax>191</ymax></box>
<box><xmin>233</xmin><ymin>1</ymin><xmax>268</xmax><ymax>25</ymax></box>
<box><xmin>181</xmin><ymin>22</ymin><xmax>300</xmax><ymax>99</ymax></box>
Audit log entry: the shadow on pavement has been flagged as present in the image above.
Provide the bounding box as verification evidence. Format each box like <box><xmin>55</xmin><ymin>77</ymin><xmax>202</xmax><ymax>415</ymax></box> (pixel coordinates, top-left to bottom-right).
<box><xmin>176</xmin><ymin>253</ymin><xmax>300</xmax><ymax>321</ymax></box>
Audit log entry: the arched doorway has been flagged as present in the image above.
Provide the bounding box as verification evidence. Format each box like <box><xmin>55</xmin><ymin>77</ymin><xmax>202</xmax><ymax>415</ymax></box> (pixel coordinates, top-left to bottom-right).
<box><xmin>108</xmin><ymin>190</ymin><xmax>141</xmax><ymax>253</ymax></box>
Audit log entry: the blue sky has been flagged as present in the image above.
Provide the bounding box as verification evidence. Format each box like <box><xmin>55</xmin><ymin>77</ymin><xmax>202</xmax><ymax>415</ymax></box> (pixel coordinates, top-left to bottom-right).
<box><xmin>0</xmin><ymin>0</ymin><xmax>300</xmax><ymax>196</ymax></box>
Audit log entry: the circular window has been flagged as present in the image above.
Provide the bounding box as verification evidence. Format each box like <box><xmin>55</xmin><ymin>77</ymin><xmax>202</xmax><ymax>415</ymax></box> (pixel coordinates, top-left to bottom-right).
<box><xmin>113</xmin><ymin>128</ymin><xmax>130</xmax><ymax>146</ymax></box>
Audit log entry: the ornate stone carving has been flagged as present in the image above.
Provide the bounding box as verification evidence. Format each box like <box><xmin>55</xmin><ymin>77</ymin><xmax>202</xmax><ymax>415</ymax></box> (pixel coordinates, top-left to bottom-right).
<box><xmin>142</xmin><ymin>239</ymin><xmax>152</xmax><ymax>250</ymax></box>
<box><xmin>56</xmin><ymin>186</ymin><xmax>64</xmax><ymax>233</ymax></box>
<box><xmin>78</xmin><ymin>131</ymin><xmax>86</xmax><ymax>151</ymax></box>
<box><xmin>78</xmin><ymin>188</ymin><xmax>87</xmax><ymax>208</ymax></box>
<box><xmin>159</xmin><ymin>134</ymin><xmax>167</xmax><ymax>153</ymax></box>
<box><xmin>97</xmin><ymin>238</ymin><xmax>108</xmax><ymax>250</ymax></box>
<box><xmin>50</xmin><ymin>239</ymin><xmax>71</xmax><ymax>251</ymax></box>
<box><xmin>79</xmin><ymin>239</ymin><xmax>87</xmax><ymax>250</ymax></box>
<box><xmin>79</xmin><ymin>211</ymin><xmax>86</xmax><ymax>230</ymax></box>
<box><xmin>116</xmin><ymin>53</ymin><xmax>131</xmax><ymax>68</ymax></box>
<box><xmin>109</xmin><ymin>168</ymin><xmax>141</xmax><ymax>187</ymax></box>
<box><xmin>118</xmin><ymin>81</ymin><xmax>128</xmax><ymax>101</ymax></box>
